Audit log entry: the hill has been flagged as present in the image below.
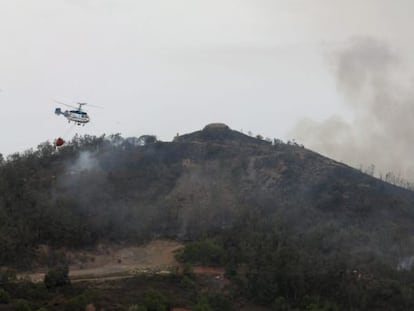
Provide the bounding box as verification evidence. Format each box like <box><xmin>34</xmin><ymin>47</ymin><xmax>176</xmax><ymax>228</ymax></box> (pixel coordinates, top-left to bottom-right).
<box><xmin>1</xmin><ymin>124</ymin><xmax>414</xmax><ymax>309</ymax></box>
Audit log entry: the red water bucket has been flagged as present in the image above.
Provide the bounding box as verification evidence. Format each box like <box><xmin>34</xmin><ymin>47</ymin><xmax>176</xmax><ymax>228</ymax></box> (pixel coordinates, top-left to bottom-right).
<box><xmin>55</xmin><ymin>137</ymin><xmax>65</xmax><ymax>147</ymax></box>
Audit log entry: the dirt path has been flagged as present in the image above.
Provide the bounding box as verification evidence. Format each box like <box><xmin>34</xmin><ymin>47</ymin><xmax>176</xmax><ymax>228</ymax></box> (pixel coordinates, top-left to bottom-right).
<box><xmin>19</xmin><ymin>240</ymin><xmax>184</xmax><ymax>283</ymax></box>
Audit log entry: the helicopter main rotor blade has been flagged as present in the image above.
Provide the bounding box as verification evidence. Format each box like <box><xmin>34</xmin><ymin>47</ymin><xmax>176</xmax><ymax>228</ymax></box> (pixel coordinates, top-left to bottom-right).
<box><xmin>77</xmin><ymin>102</ymin><xmax>103</xmax><ymax>109</ymax></box>
<box><xmin>54</xmin><ymin>100</ymin><xmax>78</xmax><ymax>109</ymax></box>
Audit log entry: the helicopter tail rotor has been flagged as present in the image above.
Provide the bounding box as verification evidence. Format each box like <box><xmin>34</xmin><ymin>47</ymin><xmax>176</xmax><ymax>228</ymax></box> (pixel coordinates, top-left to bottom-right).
<box><xmin>55</xmin><ymin>108</ymin><xmax>63</xmax><ymax>115</ymax></box>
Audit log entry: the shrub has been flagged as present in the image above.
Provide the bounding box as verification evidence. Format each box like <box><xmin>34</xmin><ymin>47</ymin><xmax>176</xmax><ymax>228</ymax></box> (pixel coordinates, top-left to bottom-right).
<box><xmin>0</xmin><ymin>267</ymin><xmax>16</xmax><ymax>285</ymax></box>
<box><xmin>208</xmin><ymin>294</ymin><xmax>232</xmax><ymax>311</ymax></box>
<box><xmin>64</xmin><ymin>293</ymin><xmax>90</xmax><ymax>311</ymax></box>
<box><xmin>142</xmin><ymin>288</ymin><xmax>167</xmax><ymax>311</ymax></box>
<box><xmin>13</xmin><ymin>299</ymin><xmax>32</xmax><ymax>311</ymax></box>
<box><xmin>0</xmin><ymin>288</ymin><xmax>11</xmax><ymax>303</ymax></box>
<box><xmin>44</xmin><ymin>265</ymin><xmax>70</xmax><ymax>289</ymax></box>
<box><xmin>193</xmin><ymin>296</ymin><xmax>212</xmax><ymax>311</ymax></box>
<box><xmin>176</xmin><ymin>239</ymin><xmax>225</xmax><ymax>266</ymax></box>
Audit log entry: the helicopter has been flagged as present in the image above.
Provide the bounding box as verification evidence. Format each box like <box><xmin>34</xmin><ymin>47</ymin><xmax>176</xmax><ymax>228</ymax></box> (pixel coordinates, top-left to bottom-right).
<box><xmin>54</xmin><ymin>101</ymin><xmax>95</xmax><ymax>126</ymax></box>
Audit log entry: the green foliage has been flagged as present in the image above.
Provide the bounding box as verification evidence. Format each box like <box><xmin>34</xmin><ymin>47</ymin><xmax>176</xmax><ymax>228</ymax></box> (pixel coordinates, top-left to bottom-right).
<box><xmin>2</xmin><ymin>131</ymin><xmax>414</xmax><ymax>310</ymax></box>
<box><xmin>64</xmin><ymin>293</ymin><xmax>90</xmax><ymax>311</ymax></box>
<box><xmin>179</xmin><ymin>272</ymin><xmax>198</xmax><ymax>300</ymax></box>
<box><xmin>44</xmin><ymin>264</ymin><xmax>70</xmax><ymax>289</ymax></box>
<box><xmin>0</xmin><ymin>288</ymin><xmax>11</xmax><ymax>303</ymax></box>
<box><xmin>8</xmin><ymin>281</ymin><xmax>50</xmax><ymax>302</ymax></box>
<box><xmin>302</xmin><ymin>297</ymin><xmax>339</xmax><ymax>311</ymax></box>
<box><xmin>13</xmin><ymin>299</ymin><xmax>32</xmax><ymax>311</ymax></box>
<box><xmin>138</xmin><ymin>135</ymin><xmax>157</xmax><ymax>145</ymax></box>
<box><xmin>176</xmin><ymin>239</ymin><xmax>225</xmax><ymax>266</ymax></box>
<box><xmin>180</xmin><ymin>274</ymin><xmax>196</xmax><ymax>289</ymax></box>
<box><xmin>0</xmin><ymin>267</ymin><xmax>16</xmax><ymax>284</ymax></box>
<box><xmin>142</xmin><ymin>288</ymin><xmax>168</xmax><ymax>311</ymax></box>
<box><xmin>193</xmin><ymin>305</ymin><xmax>212</xmax><ymax>311</ymax></box>
<box><xmin>193</xmin><ymin>296</ymin><xmax>212</xmax><ymax>311</ymax></box>
<box><xmin>190</xmin><ymin>294</ymin><xmax>233</xmax><ymax>311</ymax></box>
<box><xmin>220</xmin><ymin>216</ymin><xmax>414</xmax><ymax>310</ymax></box>
<box><xmin>128</xmin><ymin>305</ymin><xmax>147</xmax><ymax>311</ymax></box>
<box><xmin>272</xmin><ymin>296</ymin><xmax>289</xmax><ymax>311</ymax></box>
<box><xmin>182</xmin><ymin>263</ymin><xmax>194</xmax><ymax>278</ymax></box>
<box><xmin>207</xmin><ymin>294</ymin><xmax>232</xmax><ymax>311</ymax></box>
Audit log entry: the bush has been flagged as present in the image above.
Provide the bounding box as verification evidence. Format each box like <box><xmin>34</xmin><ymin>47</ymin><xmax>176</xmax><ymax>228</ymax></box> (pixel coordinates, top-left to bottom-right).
<box><xmin>272</xmin><ymin>296</ymin><xmax>289</xmax><ymax>311</ymax></box>
<box><xmin>64</xmin><ymin>293</ymin><xmax>90</xmax><ymax>311</ymax></box>
<box><xmin>193</xmin><ymin>296</ymin><xmax>212</xmax><ymax>311</ymax></box>
<box><xmin>0</xmin><ymin>288</ymin><xmax>11</xmax><ymax>303</ymax></box>
<box><xmin>44</xmin><ymin>265</ymin><xmax>70</xmax><ymax>289</ymax></box>
<box><xmin>142</xmin><ymin>288</ymin><xmax>167</xmax><ymax>311</ymax></box>
<box><xmin>0</xmin><ymin>267</ymin><xmax>16</xmax><ymax>285</ymax></box>
<box><xmin>182</xmin><ymin>263</ymin><xmax>194</xmax><ymax>278</ymax></box>
<box><xmin>208</xmin><ymin>294</ymin><xmax>232</xmax><ymax>311</ymax></box>
<box><xmin>176</xmin><ymin>239</ymin><xmax>225</xmax><ymax>266</ymax></box>
<box><xmin>13</xmin><ymin>299</ymin><xmax>32</xmax><ymax>311</ymax></box>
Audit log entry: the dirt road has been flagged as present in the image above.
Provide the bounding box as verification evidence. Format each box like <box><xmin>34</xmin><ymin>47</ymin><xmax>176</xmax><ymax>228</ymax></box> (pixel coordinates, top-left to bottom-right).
<box><xmin>19</xmin><ymin>240</ymin><xmax>184</xmax><ymax>283</ymax></box>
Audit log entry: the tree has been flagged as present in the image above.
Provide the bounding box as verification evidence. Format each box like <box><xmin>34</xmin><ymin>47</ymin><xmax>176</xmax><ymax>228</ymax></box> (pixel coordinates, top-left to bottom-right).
<box><xmin>193</xmin><ymin>298</ymin><xmax>212</xmax><ymax>311</ymax></box>
<box><xmin>0</xmin><ymin>267</ymin><xmax>16</xmax><ymax>285</ymax></box>
<box><xmin>176</xmin><ymin>239</ymin><xmax>225</xmax><ymax>266</ymax></box>
<box><xmin>128</xmin><ymin>305</ymin><xmax>147</xmax><ymax>311</ymax></box>
<box><xmin>44</xmin><ymin>264</ymin><xmax>70</xmax><ymax>289</ymax></box>
<box><xmin>143</xmin><ymin>288</ymin><xmax>167</xmax><ymax>311</ymax></box>
<box><xmin>0</xmin><ymin>288</ymin><xmax>10</xmax><ymax>303</ymax></box>
<box><xmin>138</xmin><ymin>135</ymin><xmax>157</xmax><ymax>145</ymax></box>
<box><xmin>13</xmin><ymin>299</ymin><xmax>32</xmax><ymax>311</ymax></box>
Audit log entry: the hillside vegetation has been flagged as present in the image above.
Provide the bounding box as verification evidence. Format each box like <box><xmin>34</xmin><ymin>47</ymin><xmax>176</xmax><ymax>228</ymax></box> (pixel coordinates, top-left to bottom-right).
<box><xmin>1</xmin><ymin>124</ymin><xmax>414</xmax><ymax>310</ymax></box>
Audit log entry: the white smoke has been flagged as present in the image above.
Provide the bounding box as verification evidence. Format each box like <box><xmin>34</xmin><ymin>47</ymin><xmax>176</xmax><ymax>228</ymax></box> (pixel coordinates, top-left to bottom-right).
<box><xmin>291</xmin><ymin>37</ymin><xmax>414</xmax><ymax>181</ymax></box>
<box><xmin>69</xmin><ymin>151</ymin><xmax>99</xmax><ymax>173</ymax></box>
<box><xmin>397</xmin><ymin>256</ymin><xmax>414</xmax><ymax>271</ymax></box>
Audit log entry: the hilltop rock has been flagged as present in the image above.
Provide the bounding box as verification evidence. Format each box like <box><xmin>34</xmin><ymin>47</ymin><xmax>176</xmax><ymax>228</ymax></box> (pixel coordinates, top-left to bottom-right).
<box><xmin>174</xmin><ymin>123</ymin><xmax>270</xmax><ymax>146</ymax></box>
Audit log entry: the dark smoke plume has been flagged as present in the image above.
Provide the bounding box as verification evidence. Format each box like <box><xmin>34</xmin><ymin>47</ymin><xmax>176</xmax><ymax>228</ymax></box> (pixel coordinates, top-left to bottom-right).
<box><xmin>291</xmin><ymin>37</ymin><xmax>414</xmax><ymax>181</ymax></box>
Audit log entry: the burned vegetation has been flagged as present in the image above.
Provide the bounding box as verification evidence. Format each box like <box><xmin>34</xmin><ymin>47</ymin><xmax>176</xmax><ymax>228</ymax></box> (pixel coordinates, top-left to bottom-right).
<box><xmin>1</xmin><ymin>125</ymin><xmax>414</xmax><ymax>310</ymax></box>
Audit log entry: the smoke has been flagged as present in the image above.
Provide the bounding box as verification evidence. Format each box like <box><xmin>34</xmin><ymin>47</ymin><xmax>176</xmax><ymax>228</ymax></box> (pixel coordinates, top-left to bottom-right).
<box><xmin>68</xmin><ymin>151</ymin><xmax>99</xmax><ymax>173</ymax></box>
<box><xmin>291</xmin><ymin>37</ymin><xmax>414</xmax><ymax>181</ymax></box>
<box><xmin>57</xmin><ymin>150</ymin><xmax>103</xmax><ymax>194</ymax></box>
<box><xmin>397</xmin><ymin>256</ymin><xmax>414</xmax><ymax>271</ymax></box>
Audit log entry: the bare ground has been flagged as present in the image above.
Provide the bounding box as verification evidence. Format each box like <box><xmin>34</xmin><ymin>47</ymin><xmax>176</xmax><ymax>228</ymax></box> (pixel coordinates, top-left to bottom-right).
<box><xmin>18</xmin><ymin>239</ymin><xmax>184</xmax><ymax>282</ymax></box>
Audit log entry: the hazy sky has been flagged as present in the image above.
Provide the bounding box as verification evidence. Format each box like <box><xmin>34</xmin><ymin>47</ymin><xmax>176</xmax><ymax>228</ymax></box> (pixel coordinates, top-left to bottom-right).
<box><xmin>1</xmin><ymin>1</ymin><xmax>413</xmax><ymax>176</ymax></box>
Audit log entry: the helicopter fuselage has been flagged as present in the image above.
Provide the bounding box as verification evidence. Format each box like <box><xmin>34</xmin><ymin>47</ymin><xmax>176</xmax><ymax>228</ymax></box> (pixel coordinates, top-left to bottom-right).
<box><xmin>55</xmin><ymin>108</ymin><xmax>90</xmax><ymax>125</ymax></box>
